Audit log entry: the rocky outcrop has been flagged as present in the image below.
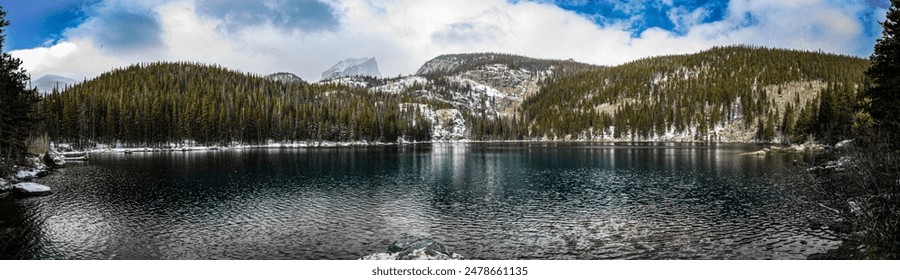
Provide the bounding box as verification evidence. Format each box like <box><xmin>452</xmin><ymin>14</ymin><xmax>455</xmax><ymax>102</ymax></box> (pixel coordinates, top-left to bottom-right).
<box><xmin>12</xmin><ymin>182</ymin><xmax>53</xmax><ymax>197</ymax></box>
<box><xmin>432</xmin><ymin>109</ymin><xmax>467</xmax><ymax>141</ymax></box>
<box><xmin>361</xmin><ymin>238</ymin><xmax>465</xmax><ymax>260</ymax></box>
<box><xmin>43</xmin><ymin>150</ymin><xmax>66</xmax><ymax>168</ymax></box>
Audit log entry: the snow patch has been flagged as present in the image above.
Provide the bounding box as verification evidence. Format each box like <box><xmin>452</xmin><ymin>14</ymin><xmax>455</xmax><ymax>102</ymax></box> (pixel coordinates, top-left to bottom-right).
<box><xmin>13</xmin><ymin>182</ymin><xmax>53</xmax><ymax>196</ymax></box>
<box><xmin>373</xmin><ymin>76</ymin><xmax>428</xmax><ymax>94</ymax></box>
<box><xmin>317</xmin><ymin>76</ymin><xmax>369</xmax><ymax>88</ymax></box>
<box><xmin>321</xmin><ymin>57</ymin><xmax>382</xmax><ymax>80</ymax></box>
<box><xmin>432</xmin><ymin>109</ymin><xmax>467</xmax><ymax>141</ymax></box>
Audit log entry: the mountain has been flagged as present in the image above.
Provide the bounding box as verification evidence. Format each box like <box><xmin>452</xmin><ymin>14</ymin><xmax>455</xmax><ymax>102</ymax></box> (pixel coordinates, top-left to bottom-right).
<box><xmin>33</xmin><ymin>75</ymin><xmax>77</xmax><ymax>94</ymax></box>
<box><xmin>314</xmin><ymin>53</ymin><xmax>597</xmax><ymax>140</ymax></box>
<box><xmin>39</xmin><ymin>45</ymin><xmax>871</xmax><ymax>145</ymax></box>
<box><xmin>42</xmin><ymin>62</ymin><xmax>433</xmax><ymax>146</ymax></box>
<box><xmin>321</xmin><ymin>57</ymin><xmax>382</xmax><ymax>80</ymax></box>
<box><xmin>416</xmin><ymin>53</ymin><xmax>594</xmax><ymax>76</ymax></box>
<box><xmin>523</xmin><ymin>45</ymin><xmax>869</xmax><ymax>143</ymax></box>
<box><xmin>265</xmin><ymin>72</ymin><xmax>306</xmax><ymax>84</ymax></box>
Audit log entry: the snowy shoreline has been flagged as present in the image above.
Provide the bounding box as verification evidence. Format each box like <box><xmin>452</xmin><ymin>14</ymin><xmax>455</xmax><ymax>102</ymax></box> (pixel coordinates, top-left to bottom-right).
<box><xmin>56</xmin><ymin>141</ymin><xmax>412</xmax><ymax>155</ymax></box>
<box><xmin>53</xmin><ymin>138</ymin><xmax>789</xmax><ymax>155</ymax></box>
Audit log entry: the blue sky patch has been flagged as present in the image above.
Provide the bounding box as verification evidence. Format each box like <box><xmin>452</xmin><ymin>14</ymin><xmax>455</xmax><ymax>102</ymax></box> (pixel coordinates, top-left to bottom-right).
<box><xmin>2</xmin><ymin>0</ymin><xmax>98</xmax><ymax>50</ymax></box>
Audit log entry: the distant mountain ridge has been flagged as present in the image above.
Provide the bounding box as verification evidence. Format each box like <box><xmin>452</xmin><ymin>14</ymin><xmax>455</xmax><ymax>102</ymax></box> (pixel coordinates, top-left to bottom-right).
<box><xmin>416</xmin><ymin>53</ymin><xmax>596</xmax><ymax>76</ymax></box>
<box><xmin>33</xmin><ymin>74</ymin><xmax>77</xmax><ymax>94</ymax></box>
<box><xmin>321</xmin><ymin>57</ymin><xmax>382</xmax><ymax>80</ymax></box>
<box><xmin>265</xmin><ymin>72</ymin><xmax>306</xmax><ymax>84</ymax></box>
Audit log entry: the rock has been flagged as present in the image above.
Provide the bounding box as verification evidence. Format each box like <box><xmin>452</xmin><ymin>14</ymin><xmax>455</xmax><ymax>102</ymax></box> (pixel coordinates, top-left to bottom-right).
<box><xmin>43</xmin><ymin>150</ymin><xmax>67</xmax><ymax>168</ymax></box>
<box><xmin>12</xmin><ymin>182</ymin><xmax>53</xmax><ymax>197</ymax></box>
<box><xmin>432</xmin><ymin>109</ymin><xmax>467</xmax><ymax>141</ymax></box>
<box><xmin>740</xmin><ymin>148</ymin><xmax>769</xmax><ymax>156</ymax></box>
<box><xmin>0</xmin><ymin>178</ymin><xmax>10</xmax><ymax>192</ymax></box>
<box><xmin>808</xmin><ymin>156</ymin><xmax>854</xmax><ymax>173</ymax></box>
<box><xmin>15</xmin><ymin>169</ymin><xmax>39</xmax><ymax>181</ymax></box>
<box><xmin>834</xmin><ymin>139</ymin><xmax>854</xmax><ymax>149</ymax></box>
<box><xmin>361</xmin><ymin>238</ymin><xmax>465</xmax><ymax>260</ymax></box>
<box><xmin>25</xmin><ymin>155</ymin><xmax>47</xmax><ymax>169</ymax></box>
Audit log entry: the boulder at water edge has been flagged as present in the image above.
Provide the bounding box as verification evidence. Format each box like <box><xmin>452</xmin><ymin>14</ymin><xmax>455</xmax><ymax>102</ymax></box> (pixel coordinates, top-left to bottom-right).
<box><xmin>44</xmin><ymin>150</ymin><xmax>66</xmax><ymax>168</ymax></box>
<box><xmin>0</xmin><ymin>178</ymin><xmax>10</xmax><ymax>192</ymax></box>
<box><xmin>12</xmin><ymin>182</ymin><xmax>53</xmax><ymax>197</ymax></box>
<box><xmin>361</xmin><ymin>238</ymin><xmax>465</xmax><ymax>260</ymax></box>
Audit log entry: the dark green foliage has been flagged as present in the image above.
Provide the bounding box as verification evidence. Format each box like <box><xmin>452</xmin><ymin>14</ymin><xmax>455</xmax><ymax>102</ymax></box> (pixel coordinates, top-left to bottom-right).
<box><xmin>800</xmin><ymin>135</ymin><xmax>900</xmax><ymax>259</ymax></box>
<box><xmin>523</xmin><ymin>45</ymin><xmax>869</xmax><ymax>142</ymax></box>
<box><xmin>866</xmin><ymin>0</ymin><xmax>900</xmax><ymax>138</ymax></box>
<box><xmin>0</xmin><ymin>6</ymin><xmax>40</xmax><ymax>176</ymax></box>
<box><xmin>42</xmin><ymin>62</ymin><xmax>433</xmax><ymax>147</ymax></box>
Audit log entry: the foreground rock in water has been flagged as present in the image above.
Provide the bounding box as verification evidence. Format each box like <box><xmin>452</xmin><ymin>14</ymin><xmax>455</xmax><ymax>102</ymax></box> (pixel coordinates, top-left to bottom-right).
<box><xmin>12</xmin><ymin>182</ymin><xmax>53</xmax><ymax>197</ymax></box>
<box><xmin>361</xmin><ymin>238</ymin><xmax>465</xmax><ymax>260</ymax></box>
<box><xmin>0</xmin><ymin>178</ymin><xmax>10</xmax><ymax>192</ymax></box>
<box><xmin>43</xmin><ymin>150</ymin><xmax>66</xmax><ymax>168</ymax></box>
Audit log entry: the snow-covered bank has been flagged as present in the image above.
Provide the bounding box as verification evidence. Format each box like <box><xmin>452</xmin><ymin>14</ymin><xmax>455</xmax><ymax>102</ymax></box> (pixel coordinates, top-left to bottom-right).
<box><xmin>1</xmin><ymin>150</ymin><xmax>65</xmax><ymax>198</ymax></box>
<box><xmin>53</xmin><ymin>140</ymin><xmax>421</xmax><ymax>155</ymax></box>
<box><xmin>740</xmin><ymin>142</ymin><xmax>827</xmax><ymax>156</ymax></box>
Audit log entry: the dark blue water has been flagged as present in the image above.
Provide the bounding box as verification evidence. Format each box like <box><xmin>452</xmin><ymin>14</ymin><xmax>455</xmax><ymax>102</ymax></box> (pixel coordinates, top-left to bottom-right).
<box><xmin>8</xmin><ymin>143</ymin><xmax>839</xmax><ymax>259</ymax></box>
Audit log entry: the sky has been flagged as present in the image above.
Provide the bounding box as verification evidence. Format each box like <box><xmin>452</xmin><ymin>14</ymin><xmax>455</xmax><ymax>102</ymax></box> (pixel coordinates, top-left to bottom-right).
<box><xmin>1</xmin><ymin>0</ymin><xmax>891</xmax><ymax>81</ymax></box>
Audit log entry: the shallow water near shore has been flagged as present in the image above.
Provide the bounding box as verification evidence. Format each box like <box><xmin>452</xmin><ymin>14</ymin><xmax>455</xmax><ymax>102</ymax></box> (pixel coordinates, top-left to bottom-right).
<box><xmin>3</xmin><ymin>142</ymin><xmax>840</xmax><ymax>259</ymax></box>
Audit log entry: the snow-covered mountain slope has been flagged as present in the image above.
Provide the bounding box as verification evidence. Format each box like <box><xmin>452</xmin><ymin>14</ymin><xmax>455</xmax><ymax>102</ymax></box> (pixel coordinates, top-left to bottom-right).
<box><xmin>401</xmin><ymin>103</ymin><xmax>467</xmax><ymax>141</ymax></box>
<box><xmin>34</xmin><ymin>75</ymin><xmax>77</xmax><ymax>94</ymax></box>
<box><xmin>374</xmin><ymin>54</ymin><xmax>592</xmax><ymax>119</ymax></box>
<box><xmin>522</xmin><ymin>46</ymin><xmax>869</xmax><ymax>143</ymax></box>
<box><xmin>321</xmin><ymin>57</ymin><xmax>382</xmax><ymax>80</ymax></box>
<box><xmin>265</xmin><ymin>72</ymin><xmax>305</xmax><ymax>84</ymax></box>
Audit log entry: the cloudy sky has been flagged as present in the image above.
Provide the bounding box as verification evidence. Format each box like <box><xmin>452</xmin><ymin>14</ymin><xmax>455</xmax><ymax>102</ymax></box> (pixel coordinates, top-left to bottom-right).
<box><xmin>2</xmin><ymin>0</ymin><xmax>891</xmax><ymax>81</ymax></box>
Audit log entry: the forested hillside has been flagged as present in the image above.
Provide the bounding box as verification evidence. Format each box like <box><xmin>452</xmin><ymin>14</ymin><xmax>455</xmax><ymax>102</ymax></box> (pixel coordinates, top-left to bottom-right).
<box><xmin>37</xmin><ymin>46</ymin><xmax>872</xmax><ymax>147</ymax></box>
<box><xmin>523</xmin><ymin>46</ymin><xmax>870</xmax><ymax>143</ymax></box>
<box><xmin>40</xmin><ymin>62</ymin><xmax>434</xmax><ymax>147</ymax></box>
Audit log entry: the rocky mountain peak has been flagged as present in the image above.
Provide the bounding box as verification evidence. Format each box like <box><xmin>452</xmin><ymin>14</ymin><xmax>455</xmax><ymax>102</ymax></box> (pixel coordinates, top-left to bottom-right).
<box><xmin>321</xmin><ymin>57</ymin><xmax>382</xmax><ymax>81</ymax></box>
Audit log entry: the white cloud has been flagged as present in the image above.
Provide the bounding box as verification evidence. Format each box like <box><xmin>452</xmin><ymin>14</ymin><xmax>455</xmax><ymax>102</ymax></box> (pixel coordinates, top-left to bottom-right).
<box><xmin>10</xmin><ymin>0</ymin><xmax>885</xmax><ymax>82</ymax></box>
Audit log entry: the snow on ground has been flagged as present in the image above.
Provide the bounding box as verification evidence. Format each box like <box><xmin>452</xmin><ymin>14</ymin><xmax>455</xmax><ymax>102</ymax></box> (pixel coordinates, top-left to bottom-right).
<box><xmin>400</xmin><ymin>103</ymin><xmax>468</xmax><ymax>141</ymax></box>
<box><xmin>432</xmin><ymin>109</ymin><xmax>467</xmax><ymax>141</ymax></box>
<box><xmin>13</xmin><ymin>182</ymin><xmax>52</xmax><ymax>194</ymax></box>
<box><xmin>15</xmin><ymin>169</ymin><xmax>42</xmax><ymax>181</ymax></box>
<box><xmin>317</xmin><ymin>77</ymin><xmax>369</xmax><ymax>88</ymax></box>
<box><xmin>54</xmin><ymin>140</ymin><xmax>400</xmax><ymax>155</ymax></box>
<box><xmin>372</xmin><ymin>76</ymin><xmax>428</xmax><ymax>94</ymax></box>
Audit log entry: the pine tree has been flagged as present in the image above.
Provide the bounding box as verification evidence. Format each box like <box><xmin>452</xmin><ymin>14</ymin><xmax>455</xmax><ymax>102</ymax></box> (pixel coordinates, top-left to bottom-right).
<box><xmin>0</xmin><ymin>5</ymin><xmax>40</xmax><ymax>176</ymax></box>
<box><xmin>866</xmin><ymin>0</ymin><xmax>900</xmax><ymax>135</ymax></box>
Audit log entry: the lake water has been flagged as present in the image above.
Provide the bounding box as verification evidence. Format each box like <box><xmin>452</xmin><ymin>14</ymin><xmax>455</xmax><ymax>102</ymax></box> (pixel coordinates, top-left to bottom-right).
<box><xmin>4</xmin><ymin>143</ymin><xmax>840</xmax><ymax>259</ymax></box>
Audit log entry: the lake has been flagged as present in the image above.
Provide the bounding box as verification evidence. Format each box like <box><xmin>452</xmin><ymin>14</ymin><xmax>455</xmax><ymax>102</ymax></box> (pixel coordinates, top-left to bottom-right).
<box><xmin>3</xmin><ymin>143</ymin><xmax>840</xmax><ymax>259</ymax></box>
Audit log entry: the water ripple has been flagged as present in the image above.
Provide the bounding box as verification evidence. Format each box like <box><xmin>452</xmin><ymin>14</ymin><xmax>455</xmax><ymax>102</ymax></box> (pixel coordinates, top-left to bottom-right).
<box><xmin>15</xmin><ymin>143</ymin><xmax>839</xmax><ymax>259</ymax></box>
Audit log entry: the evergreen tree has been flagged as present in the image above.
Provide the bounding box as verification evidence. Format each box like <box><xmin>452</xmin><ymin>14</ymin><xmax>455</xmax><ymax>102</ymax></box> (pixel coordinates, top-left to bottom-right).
<box><xmin>0</xmin><ymin>5</ymin><xmax>40</xmax><ymax>176</ymax></box>
<box><xmin>866</xmin><ymin>0</ymin><xmax>900</xmax><ymax>135</ymax></box>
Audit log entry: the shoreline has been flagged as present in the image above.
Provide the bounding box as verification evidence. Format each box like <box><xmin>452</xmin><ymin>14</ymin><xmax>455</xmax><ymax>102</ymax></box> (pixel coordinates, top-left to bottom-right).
<box><xmin>56</xmin><ymin>139</ymin><xmax>786</xmax><ymax>155</ymax></box>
